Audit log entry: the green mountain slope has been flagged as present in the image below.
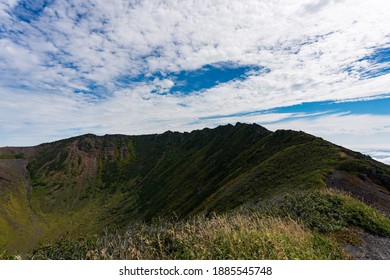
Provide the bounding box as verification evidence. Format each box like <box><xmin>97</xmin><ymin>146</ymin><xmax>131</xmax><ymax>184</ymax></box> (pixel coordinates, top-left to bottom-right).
<box><xmin>1</xmin><ymin>123</ymin><xmax>390</xmax><ymax>257</ymax></box>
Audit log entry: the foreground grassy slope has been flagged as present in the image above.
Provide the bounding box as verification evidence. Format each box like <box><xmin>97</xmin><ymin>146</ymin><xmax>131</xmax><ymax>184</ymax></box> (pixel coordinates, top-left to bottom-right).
<box><xmin>23</xmin><ymin>190</ymin><xmax>390</xmax><ymax>260</ymax></box>
<box><xmin>26</xmin><ymin>213</ymin><xmax>346</xmax><ymax>260</ymax></box>
<box><xmin>1</xmin><ymin>122</ymin><xmax>390</xmax><ymax>256</ymax></box>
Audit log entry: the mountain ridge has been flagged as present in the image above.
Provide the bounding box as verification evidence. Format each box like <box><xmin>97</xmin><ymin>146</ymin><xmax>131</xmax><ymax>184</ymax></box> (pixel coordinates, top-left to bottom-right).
<box><xmin>1</xmin><ymin>122</ymin><xmax>390</xmax><ymax>257</ymax></box>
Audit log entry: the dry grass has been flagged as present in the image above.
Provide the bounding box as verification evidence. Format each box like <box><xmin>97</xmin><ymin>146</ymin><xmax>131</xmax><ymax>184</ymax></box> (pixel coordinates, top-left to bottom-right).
<box><xmin>27</xmin><ymin>213</ymin><xmax>344</xmax><ymax>260</ymax></box>
<box><xmin>20</xmin><ymin>189</ymin><xmax>390</xmax><ymax>260</ymax></box>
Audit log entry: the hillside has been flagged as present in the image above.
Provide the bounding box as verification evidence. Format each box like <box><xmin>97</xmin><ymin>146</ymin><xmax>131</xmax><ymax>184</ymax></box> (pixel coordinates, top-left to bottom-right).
<box><xmin>1</xmin><ymin>123</ymin><xmax>390</xmax><ymax>259</ymax></box>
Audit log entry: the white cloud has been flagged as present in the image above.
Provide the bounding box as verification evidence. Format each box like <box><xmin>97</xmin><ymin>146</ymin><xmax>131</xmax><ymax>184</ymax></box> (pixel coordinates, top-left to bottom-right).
<box><xmin>2</xmin><ymin>0</ymin><xmax>390</xmax><ymax>94</ymax></box>
<box><xmin>364</xmin><ymin>150</ymin><xmax>390</xmax><ymax>165</ymax></box>
<box><xmin>268</xmin><ymin>113</ymin><xmax>390</xmax><ymax>136</ymax></box>
<box><xmin>0</xmin><ymin>0</ymin><xmax>18</xmax><ymax>19</ymax></box>
<box><xmin>303</xmin><ymin>0</ymin><xmax>334</xmax><ymax>14</ymax></box>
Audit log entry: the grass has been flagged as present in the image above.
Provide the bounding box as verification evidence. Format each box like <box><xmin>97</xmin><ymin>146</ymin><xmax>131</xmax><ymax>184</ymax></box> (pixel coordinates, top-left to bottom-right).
<box><xmin>0</xmin><ymin>153</ymin><xmax>24</xmax><ymax>159</ymax></box>
<box><xmin>0</xmin><ymin>250</ymin><xmax>20</xmax><ymax>260</ymax></box>
<box><xmin>249</xmin><ymin>190</ymin><xmax>390</xmax><ymax>237</ymax></box>
<box><xmin>6</xmin><ymin>189</ymin><xmax>390</xmax><ymax>260</ymax></box>
<box><xmin>0</xmin><ymin>182</ymin><xmax>43</xmax><ymax>253</ymax></box>
<box><xmin>25</xmin><ymin>213</ymin><xmax>344</xmax><ymax>260</ymax></box>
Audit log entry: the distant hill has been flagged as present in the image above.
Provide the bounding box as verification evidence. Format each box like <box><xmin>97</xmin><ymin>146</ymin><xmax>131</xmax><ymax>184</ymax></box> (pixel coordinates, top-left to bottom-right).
<box><xmin>1</xmin><ymin>123</ymin><xmax>390</xmax><ymax>258</ymax></box>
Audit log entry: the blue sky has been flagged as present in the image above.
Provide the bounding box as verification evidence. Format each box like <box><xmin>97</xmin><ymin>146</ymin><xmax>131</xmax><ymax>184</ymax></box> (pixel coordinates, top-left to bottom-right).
<box><xmin>0</xmin><ymin>0</ymin><xmax>390</xmax><ymax>163</ymax></box>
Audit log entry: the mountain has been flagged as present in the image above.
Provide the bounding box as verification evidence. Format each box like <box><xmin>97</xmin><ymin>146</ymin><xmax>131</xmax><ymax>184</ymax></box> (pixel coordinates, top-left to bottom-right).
<box><xmin>1</xmin><ymin>123</ymin><xmax>390</xmax><ymax>258</ymax></box>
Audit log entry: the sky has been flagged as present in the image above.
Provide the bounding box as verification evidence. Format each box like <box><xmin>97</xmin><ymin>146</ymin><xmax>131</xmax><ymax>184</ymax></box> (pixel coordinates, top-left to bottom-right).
<box><xmin>0</xmin><ymin>0</ymin><xmax>389</xmax><ymax>164</ymax></box>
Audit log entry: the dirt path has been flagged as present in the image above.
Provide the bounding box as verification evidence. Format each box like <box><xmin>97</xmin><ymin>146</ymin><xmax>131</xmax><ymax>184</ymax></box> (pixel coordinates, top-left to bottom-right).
<box><xmin>344</xmin><ymin>232</ymin><xmax>390</xmax><ymax>260</ymax></box>
<box><xmin>326</xmin><ymin>170</ymin><xmax>390</xmax><ymax>259</ymax></box>
<box><xmin>326</xmin><ymin>170</ymin><xmax>390</xmax><ymax>217</ymax></box>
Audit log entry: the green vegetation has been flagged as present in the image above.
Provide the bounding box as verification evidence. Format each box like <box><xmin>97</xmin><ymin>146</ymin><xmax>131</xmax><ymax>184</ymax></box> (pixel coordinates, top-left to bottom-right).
<box><xmin>0</xmin><ymin>153</ymin><xmax>24</xmax><ymax>159</ymax></box>
<box><xmin>1</xmin><ymin>123</ymin><xmax>390</xmax><ymax>259</ymax></box>
<box><xmin>253</xmin><ymin>191</ymin><xmax>390</xmax><ymax>236</ymax></box>
<box><xmin>26</xmin><ymin>212</ymin><xmax>344</xmax><ymax>260</ymax></box>
<box><xmin>25</xmin><ymin>192</ymin><xmax>390</xmax><ymax>259</ymax></box>
<box><xmin>0</xmin><ymin>250</ymin><xmax>19</xmax><ymax>260</ymax></box>
<box><xmin>23</xmin><ymin>190</ymin><xmax>390</xmax><ymax>260</ymax></box>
